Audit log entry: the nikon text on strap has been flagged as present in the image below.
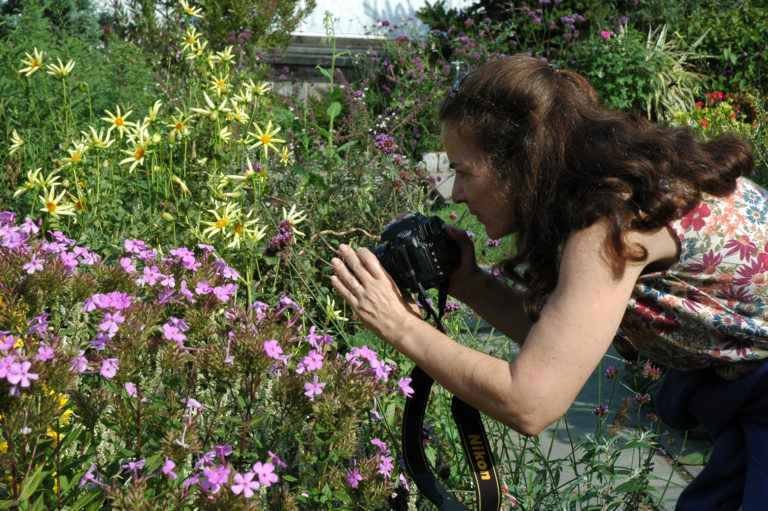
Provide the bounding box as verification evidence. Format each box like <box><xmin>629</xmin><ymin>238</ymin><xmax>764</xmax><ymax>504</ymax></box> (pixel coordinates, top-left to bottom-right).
<box><xmin>401</xmin><ymin>282</ymin><xmax>504</xmax><ymax>510</ymax></box>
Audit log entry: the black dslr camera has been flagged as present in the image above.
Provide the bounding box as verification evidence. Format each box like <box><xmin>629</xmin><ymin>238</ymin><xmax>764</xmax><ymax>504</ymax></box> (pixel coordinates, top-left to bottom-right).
<box><xmin>372</xmin><ymin>213</ymin><xmax>461</xmax><ymax>294</ymax></box>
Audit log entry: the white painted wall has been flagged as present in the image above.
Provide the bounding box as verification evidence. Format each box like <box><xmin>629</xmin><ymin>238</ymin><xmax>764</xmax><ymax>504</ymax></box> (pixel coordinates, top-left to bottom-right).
<box><xmin>295</xmin><ymin>0</ymin><xmax>476</xmax><ymax>37</ymax></box>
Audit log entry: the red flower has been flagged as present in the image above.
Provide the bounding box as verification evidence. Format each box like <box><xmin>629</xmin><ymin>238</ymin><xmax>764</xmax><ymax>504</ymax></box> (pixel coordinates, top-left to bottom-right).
<box><xmin>689</xmin><ymin>249</ymin><xmax>723</xmax><ymax>275</ymax></box>
<box><xmin>680</xmin><ymin>203</ymin><xmax>711</xmax><ymax>231</ymax></box>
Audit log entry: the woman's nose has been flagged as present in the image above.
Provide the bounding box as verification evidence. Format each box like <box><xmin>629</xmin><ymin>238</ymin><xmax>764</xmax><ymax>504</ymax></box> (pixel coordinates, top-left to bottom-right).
<box><xmin>451</xmin><ymin>179</ymin><xmax>464</xmax><ymax>203</ymax></box>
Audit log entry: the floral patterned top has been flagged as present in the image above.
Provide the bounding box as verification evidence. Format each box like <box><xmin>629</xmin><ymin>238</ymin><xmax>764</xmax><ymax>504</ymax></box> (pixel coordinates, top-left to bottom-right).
<box><xmin>619</xmin><ymin>177</ymin><xmax>768</xmax><ymax>380</ymax></box>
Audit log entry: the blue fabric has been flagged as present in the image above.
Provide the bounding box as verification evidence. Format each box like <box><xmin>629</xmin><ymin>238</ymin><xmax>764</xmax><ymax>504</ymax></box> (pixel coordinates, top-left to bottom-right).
<box><xmin>655</xmin><ymin>361</ymin><xmax>768</xmax><ymax>511</ymax></box>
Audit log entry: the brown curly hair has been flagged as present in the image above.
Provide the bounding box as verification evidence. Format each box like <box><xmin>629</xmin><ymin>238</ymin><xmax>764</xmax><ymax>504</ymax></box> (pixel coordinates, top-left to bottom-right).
<box><xmin>439</xmin><ymin>56</ymin><xmax>754</xmax><ymax>320</ymax></box>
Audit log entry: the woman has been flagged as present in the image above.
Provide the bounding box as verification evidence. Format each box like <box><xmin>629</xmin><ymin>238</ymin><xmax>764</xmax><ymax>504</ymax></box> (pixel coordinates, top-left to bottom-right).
<box><xmin>330</xmin><ymin>56</ymin><xmax>768</xmax><ymax>510</ymax></box>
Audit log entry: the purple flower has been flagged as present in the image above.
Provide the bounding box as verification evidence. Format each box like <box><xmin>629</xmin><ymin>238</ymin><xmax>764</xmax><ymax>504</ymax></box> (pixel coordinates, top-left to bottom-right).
<box><xmin>201</xmin><ymin>465</ymin><xmax>230</xmax><ymax>494</ymax></box>
<box><xmin>594</xmin><ymin>404</ymin><xmax>609</xmax><ymax>418</ymax></box>
<box><xmin>125</xmin><ymin>382</ymin><xmax>138</xmax><ymax>397</ymax></box>
<box><xmin>59</xmin><ymin>251</ymin><xmax>78</xmax><ymax>271</ymax></box>
<box><xmin>252</xmin><ymin>461</ymin><xmax>278</xmax><ymax>487</ymax></box>
<box><xmin>6</xmin><ymin>360</ymin><xmax>39</xmax><ymax>387</ymax></box>
<box><xmin>195</xmin><ymin>280</ymin><xmax>212</xmax><ymax>295</ymax></box>
<box><xmin>0</xmin><ymin>355</ymin><xmax>15</xmax><ymax>379</ymax></box>
<box><xmin>263</xmin><ymin>339</ymin><xmax>283</xmax><ymax>359</ymax></box>
<box><xmin>120</xmin><ymin>257</ymin><xmax>136</xmax><ymax>274</ymax></box>
<box><xmin>214</xmin><ymin>444</ymin><xmax>232</xmax><ymax>463</ymax></box>
<box><xmin>212</xmin><ymin>283</ymin><xmax>238</xmax><ymax>302</ymax></box>
<box><xmin>1</xmin><ymin>333</ymin><xmax>17</xmax><ymax>350</ymax></box>
<box><xmin>36</xmin><ymin>345</ymin><xmax>54</xmax><ymax>361</ymax></box>
<box><xmin>371</xmin><ymin>438</ymin><xmax>390</xmax><ymax>455</ymax></box>
<box><xmin>100</xmin><ymin>358</ymin><xmax>119</xmax><ymax>379</ymax></box>
<box><xmin>378</xmin><ymin>455</ymin><xmax>394</xmax><ymax>478</ymax></box>
<box><xmin>231</xmin><ymin>472</ymin><xmax>260</xmax><ymax>497</ymax></box>
<box><xmin>99</xmin><ymin>311</ymin><xmax>125</xmax><ymax>337</ymax></box>
<box><xmin>303</xmin><ymin>375</ymin><xmax>326</xmax><ymax>400</ymax></box>
<box><xmin>78</xmin><ymin>464</ymin><xmax>98</xmax><ymax>488</ymax></box>
<box><xmin>398</xmin><ymin>377</ymin><xmax>414</xmax><ymax>398</ymax></box>
<box><xmin>122</xmin><ymin>459</ymin><xmax>146</xmax><ymax>478</ymax></box>
<box><xmin>69</xmin><ymin>351</ymin><xmax>88</xmax><ymax>373</ymax></box>
<box><xmin>163</xmin><ymin>322</ymin><xmax>187</xmax><ymax>346</ymax></box>
<box><xmin>269</xmin><ymin>451</ymin><xmax>286</xmax><ymax>469</ymax></box>
<box><xmin>22</xmin><ymin>252</ymin><xmax>44</xmax><ymax>274</ymax></box>
<box><xmin>163</xmin><ymin>458</ymin><xmax>178</xmax><ymax>480</ymax></box>
<box><xmin>298</xmin><ymin>350</ymin><xmax>324</xmax><ymax>373</ymax></box>
<box><xmin>185</xmin><ymin>397</ymin><xmax>203</xmax><ymax>411</ymax></box>
<box><xmin>124</xmin><ymin>238</ymin><xmax>149</xmax><ymax>254</ymax></box>
<box><xmin>179</xmin><ymin>280</ymin><xmax>196</xmax><ymax>302</ymax></box>
<box><xmin>347</xmin><ymin>465</ymin><xmax>363</xmax><ymax>488</ymax></box>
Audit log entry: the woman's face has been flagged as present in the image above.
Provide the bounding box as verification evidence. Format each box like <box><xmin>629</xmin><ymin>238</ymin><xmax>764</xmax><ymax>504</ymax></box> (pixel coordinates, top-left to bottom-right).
<box><xmin>441</xmin><ymin>121</ymin><xmax>515</xmax><ymax>240</ymax></box>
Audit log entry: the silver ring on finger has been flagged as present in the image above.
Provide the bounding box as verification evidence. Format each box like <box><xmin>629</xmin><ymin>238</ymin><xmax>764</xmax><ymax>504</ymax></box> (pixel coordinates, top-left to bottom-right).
<box><xmin>352</xmin><ymin>281</ymin><xmax>361</xmax><ymax>290</ymax></box>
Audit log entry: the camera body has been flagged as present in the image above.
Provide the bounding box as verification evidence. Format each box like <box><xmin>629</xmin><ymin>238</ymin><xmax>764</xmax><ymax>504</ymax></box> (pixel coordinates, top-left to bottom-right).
<box><xmin>372</xmin><ymin>213</ymin><xmax>461</xmax><ymax>294</ymax></box>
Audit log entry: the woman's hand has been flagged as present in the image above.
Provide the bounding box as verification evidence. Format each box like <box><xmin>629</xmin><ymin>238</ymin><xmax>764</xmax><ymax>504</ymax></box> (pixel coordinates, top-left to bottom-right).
<box><xmin>330</xmin><ymin>244</ymin><xmax>421</xmax><ymax>345</ymax></box>
<box><xmin>445</xmin><ymin>225</ymin><xmax>484</xmax><ymax>301</ymax></box>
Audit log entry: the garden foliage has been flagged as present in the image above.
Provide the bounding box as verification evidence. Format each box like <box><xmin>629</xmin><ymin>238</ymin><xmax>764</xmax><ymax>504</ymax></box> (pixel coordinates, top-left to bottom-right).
<box><xmin>0</xmin><ymin>0</ymin><xmax>766</xmax><ymax>509</ymax></box>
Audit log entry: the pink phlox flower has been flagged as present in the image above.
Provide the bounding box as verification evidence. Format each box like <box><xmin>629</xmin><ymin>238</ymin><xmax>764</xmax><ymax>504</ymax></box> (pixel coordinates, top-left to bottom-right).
<box><xmin>378</xmin><ymin>455</ymin><xmax>394</xmax><ymax>478</ymax></box>
<box><xmin>136</xmin><ymin>248</ymin><xmax>157</xmax><ymax>262</ymax></box>
<box><xmin>373</xmin><ymin>361</ymin><xmax>394</xmax><ymax>382</ymax></box>
<box><xmin>263</xmin><ymin>339</ymin><xmax>283</xmax><ymax>359</ymax></box>
<box><xmin>195</xmin><ymin>280</ymin><xmax>213</xmax><ymax>295</ymax></box>
<box><xmin>231</xmin><ymin>471</ymin><xmax>260</xmax><ymax>497</ymax></box>
<box><xmin>124</xmin><ymin>238</ymin><xmax>149</xmax><ymax>254</ymax></box>
<box><xmin>0</xmin><ymin>333</ymin><xmax>17</xmax><ymax>351</ymax></box>
<box><xmin>298</xmin><ymin>350</ymin><xmax>324</xmax><ymax>373</ymax></box>
<box><xmin>600</xmin><ymin>30</ymin><xmax>612</xmax><ymax>38</ymax></box>
<box><xmin>78</xmin><ymin>464</ymin><xmax>99</xmax><ymax>488</ymax></box>
<box><xmin>69</xmin><ymin>351</ymin><xmax>88</xmax><ymax>373</ymax></box>
<box><xmin>198</xmin><ymin>243</ymin><xmax>215</xmax><ymax>254</ymax></box>
<box><xmin>182</xmin><ymin>472</ymin><xmax>202</xmax><ymax>489</ymax></box>
<box><xmin>398</xmin><ymin>377</ymin><xmax>414</xmax><ymax>398</ymax></box>
<box><xmin>26</xmin><ymin>313</ymin><xmax>50</xmax><ymax>336</ymax></box>
<box><xmin>0</xmin><ymin>211</ymin><xmax>16</xmax><ymax>224</ymax></box>
<box><xmin>122</xmin><ymin>459</ymin><xmax>146</xmax><ymax>478</ymax></box>
<box><xmin>36</xmin><ymin>344</ymin><xmax>54</xmax><ymax>361</ymax></box>
<box><xmin>304</xmin><ymin>375</ymin><xmax>326</xmax><ymax>400</ymax></box>
<box><xmin>91</xmin><ymin>332</ymin><xmax>111</xmax><ymax>351</ymax></box>
<box><xmin>249</xmin><ymin>301</ymin><xmax>270</xmax><ymax>323</ymax></box>
<box><xmin>59</xmin><ymin>251</ymin><xmax>79</xmax><ymax>271</ymax></box>
<box><xmin>23</xmin><ymin>252</ymin><xmax>44</xmax><ymax>274</ymax></box>
<box><xmin>0</xmin><ymin>226</ymin><xmax>25</xmax><ymax>249</ymax></box>
<box><xmin>723</xmin><ymin>236</ymin><xmax>758</xmax><ymax>261</ymax></box>
<box><xmin>99</xmin><ymin>311</ymin><xmax>125</xmax><ymax>337</ymax></box>
<box><xmin>214</xmin><ymin>444</ymin><xmax>233</xmax><ymax>463</ymax></box>
<box><xmin>21</xmin><ymin>217</ymin><xmax>40</xmax><ymax>235</ymax></box>
<box><xmin>141</xmin><ymin>265</ymin><xmax>162</xmax><ymax>286</ymax></box>
<box><xmin>371</xmin><ymin>438</ymin><xmax>390</xmax><ymax>455</ymax></box>
<box><xmin>163</xmin><ymin>321</ymin><xmax>187</xmax><ymax>346</ymax></box>
<box><xmin>39</xmin><ymin>240</ymin><xmax>66</xmax><ymax>254</ymax></box>
<box><xmin>184</xmin><ymin>397</ymin><xmax>203</xmax><ymax>412</ymax></box>
<box><xmin>107</xmin><ymin>291</ymin><xmax>133</xmax><ymax>310</ymax></box>
<box><xmin>399</xmin><ymin>472</ymin><xmax>410</xmax><ymax>491</ymax></box>
<box><xmin>100</xmin><ymin>358</ymin><xmax>119</xmax><ymax>379</ymax></box>
<box><xmin>268</xmin><ymin>451</ymin><xmax>287</xmax><ymax>469</ymax></box>
<box><xmin>212</xmin><ymin>283</ymin><xmax>238</xmax><ymax>302</ymax></box>
<box><xmin>0</xmin><ymin>355</ymin><xmax>17</xmax><ymax>379</ymax></box>
<box><xmin>347</xmin><ymin>461</ymin><xmax>362</xmax><ymax>488</ymax></box>
<box><xmin>6</xmin><ymin>360</ymin><xmax>39</xmax><ymax>387</ymax></box>
<box><xmin>162</xmin><ymin>458</ymin><xmax>178</xmax><ymax>480</ymax></box>
<box><xmin>370</xmin><ymin>397</ymin><xmax>383</xmax><ymax>420</ymax></box>
<box><xmin>159</xmin><ymin>273</ymin><xmax>176</xmax><ymax>288</ymax></box>
<box><xmin>49</xmin><ymin>230</ymin><xmax>75</xmax><ymax>246</ymax></box>
<box><xmin>125</xmin><ymin>382</ymin><xmax>138</xmax><ymax>397</ymax></box>
<box><xmin>275</xmin><ymin>294</ymin><xmax>300</xmax><ymax>314</ymax></box>
<box><xmin>201</xmin><ymin>465</ymin><xmax>230</xmax><ymax>493</ymax></box>
<box><xmin>170</xmin><ymin>247</ymin><xmax>198</xmax><ymax>271</ymax></box>
<box><xmin>120</xmin><ymin>257</ymin><xmax>136</xmax><ymax>274</ymax></box>
<box><xmin>77</xmin><ymin>248</ymin><xmax>100</xmax><ymax>266</ymax></box>
<box><xmin>252</xmin><ymin>461</ymin><xmax>278</xmax><ymax>487</ymax></box>
<box><xmin>195</xmin><ymin>449</ymin><xmax>217</xmax><ymax>469</ymax></box>
<box><xmin>212</xmin><ymin>259</ymin><xmax>240</xmax><ymax>280</ymax></box>
<box><xmin>180</xmin><ymin>280</ymin><xmax>196</xmax><ymax>302</ymax></box>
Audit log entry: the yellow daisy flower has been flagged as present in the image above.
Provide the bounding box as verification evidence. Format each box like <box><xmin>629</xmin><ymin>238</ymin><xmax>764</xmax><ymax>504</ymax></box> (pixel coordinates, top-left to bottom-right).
<box><xmin>82</xmin><ymin>126</ymin><xmax>114</xmax><ymax>150</ymax></box>
<box><xmin>179</xmin><ymin>0</ymin><xmax>203</xmax><ymax>18</ymax></box>
<box><xmin>45</xmin><ymin>58</ymin><xmax>75</xmax><ymax>78</ymax></box>
<box><xmin>9</xmin><ymin>129</ymin><xmax>23</xmax><ymax>155</ymax></box>
<box><xmin>167</xmin><ymin>110</ymin><xmax>191</xmax><ymax>139</ymax></box>
<box><xmin>215</xmin><ymin>46</ymin><xmax>235</xmax><ymax>65</ymax></box>
<box><xmin>185</xmin><ymin>39</ymin><xmax>208</xmax><ymax>60</ymax></box>
<box><xmin>19</xmin><ymin>48</ymin><xmax>44</xmax><ymax>76</ymax></box>
<box><xmin>228</xmin><ymin>210</ymin><xmax>267</xmax><ymax>249</ymax></box>
<box><xmin>209</xmin><ymin>74</ymin><xmax>229</xmax><ymax>96</ymax></box>
<box><xmin>181</xmin><ymin>26</ymin><xmax>201</xmax><ymax>51</ymax></box>
<box><xmin>62</xmin><ymin>142</ymin><xmax>88</xmax><ymax>166</ymax></box>
<box><xmin>247</xmin><ymin>120</ymin><xmax>285</xmax><ymax>158</ymax></box>
<box><xmin>279</xmin><ymin>146</ymin><xmax>294</xmax><ymax>167</ymax></box>
<box><xmin>282</xmin><ymin>204</ymin><xmax>307</xmax><ymax>236</ymax></box>
<box><xmin>39</xmin><ymin>185</ymin><xmax>76</xmax><ymax>217</ymax></box>
<box><xmin>201</xmin><ymin>202</ymin><xmax>239</xmax><ymax>240</ymax></box>
<box><xmin>324</xmin><ymin>295</ymin><xmax>348</xmax><ymax>322</ymax></box>
<box><xmin>145</xmin><ymin>100</ymin><xmax>163</xmax><ymax>123</ymax></box>
<box><xmin>191</xmin><ymin>91</ymin><xmax>230</xmax><ymax>121</ymax></box>
<box><xmin>101</xmin><ymin>106</ymin><xmax>135</xmax><ymax>138</ymax></box>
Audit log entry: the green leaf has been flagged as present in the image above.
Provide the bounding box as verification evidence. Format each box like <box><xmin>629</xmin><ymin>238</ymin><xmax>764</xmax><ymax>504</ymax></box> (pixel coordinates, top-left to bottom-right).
<box><xmin>326</xmin><ymin>101</ymin><xmax>342</xmax><ymax>119</ymax></box>
<box><xmin>0</xmin><ymin>501</ymin><xmax>20</xmax><ymax>510</ymax></box>
<box><xmin>315</xmin><ymin>66</ymin><xmax>333</xmax><ymax>80</ymax></box>
<box><xmin>281</xmin><ymin>474</ymin><xmax>299</xmax><ymax>482</ymax></box>
<box><xmin>19</xmin><ymin>465</ymin><xmax>46</xmax><ymax>502</ymax></box>
<box><xmin>70</xmin><ymin>490</ymin><xmax>102</xmax><ymax>511</ymax></box>
<box><xmin>335</xmin><ymin>140</ymin><xmax>358</xmax><ymax>154</ymax></box>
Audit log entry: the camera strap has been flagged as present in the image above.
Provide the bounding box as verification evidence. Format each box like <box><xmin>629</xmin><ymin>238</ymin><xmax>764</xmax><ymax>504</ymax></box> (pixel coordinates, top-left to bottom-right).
<box><xmin>402</xmin><ymin>282</ymin><xmax>503</xmax><ymax>511</ymax></box>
